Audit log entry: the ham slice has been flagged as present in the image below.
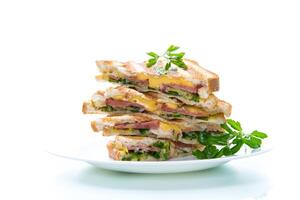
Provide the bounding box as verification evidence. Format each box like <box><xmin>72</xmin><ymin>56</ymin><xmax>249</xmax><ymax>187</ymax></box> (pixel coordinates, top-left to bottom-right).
<box><xmin>105</xmin><ymin>98</ymin><xmax>144</xmax><ymax>110</ymax></box>
<box><xmin>128</xmin><ymin>77</ymin><xmax>149</xmax><ymax>87</ymax></box>
<box><xmin>114</xmin><ymin>120</ymin><xmax>160</xmax><ymax>129</ymax></box>
<box><xmin>161</xmin><ymin>84</ymin><xmax>202</xmax><ymax>94</ymax></box>
<box><xmin>161</xmin><ymin>104</ymin><xmax>209</xmax><ymax>117</ymax></box>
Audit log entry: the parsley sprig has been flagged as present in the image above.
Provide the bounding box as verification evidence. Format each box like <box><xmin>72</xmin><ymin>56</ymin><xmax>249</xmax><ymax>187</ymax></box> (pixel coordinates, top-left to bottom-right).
<box><xmin>146</xmin><ymin>45</ymin><xmax>187</xmax><ymax>72</ymax></box>
<box><xmin>192</xmin><ymin>119</ymin><xmax>268</xmax><ymax>159</ymax></box>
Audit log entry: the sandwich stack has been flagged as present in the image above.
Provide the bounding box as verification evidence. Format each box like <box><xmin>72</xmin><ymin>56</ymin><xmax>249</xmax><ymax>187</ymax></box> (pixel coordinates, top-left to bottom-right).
<box><xmin>83</xmin><ymin>50</ymin><xmax>232</xmax><ymax>161</ymax></box>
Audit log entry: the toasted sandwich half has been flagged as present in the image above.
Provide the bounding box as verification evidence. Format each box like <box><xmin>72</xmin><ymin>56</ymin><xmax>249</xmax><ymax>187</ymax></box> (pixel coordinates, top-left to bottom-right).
<box><xmin>83</xmin><ymin>85</ymin><xmax>231</xmax><ymax>121</ymax></box>
<box><xmin>95</xmin><ymin>59</ymin><xmax>219</xmax><ymax>101</ymax></box>
<box><xmin>91</xmin><ymin>113</ymin><xmax>224</xmax><ymax>144</ymax></box>
<box><xmin>107</xmin><ymin>136</ymin><xmax>204</xmax><ymax>161</ymax></box>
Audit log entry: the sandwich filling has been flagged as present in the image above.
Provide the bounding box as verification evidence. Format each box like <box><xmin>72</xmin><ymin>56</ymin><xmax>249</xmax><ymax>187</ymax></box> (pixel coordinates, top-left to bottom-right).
<box><xmin>160</xmin><ymin>103</ymin><xmax>209</xmax><ymax>118</ymax></box>
<box><xmin>83</xmin><ymin>85</ymin><xmax>231</xmax><ymax>119</ymax></box>
<box><xmin>102</xmin><ymin>120</ymin><xmax>182</xmax><ymax>140</ymax></box>
<box><xmin>107</xmin><ymin>136</ymin><xmax>202</xmax><ymax>161</ymax></box>
<box><xmin>107</xmin><ymin>75</ymin><xmax>202</xmax><ymax>102</ymax></box>
<box><xmin>88</xmin><ymin>93</ymin><xmax>227</xmax><ymax>122</ymax></box>
<box><xmin>97</xmin><ymin>118</ymin><xmax>225</xmax><ymax>145</ymax></box>
<box><xmin>103</xmin><ymin>97</ymin><xmax>211</xmax><ymax>119</ymax></box>
<box><xmin>107</xmin><ymin>136</ymin><xmax>174</xmax><ymax>161</ymax></box>
<box><xmin>98</xmin><ymin>98</ymin><xmax>224</xmax><ymax>123</ymax></box>
<box><xmin>121</xmin><ymin>140</ymin><xmax>172</xmax><ymax>161</ymax></box>
<box><xmin>104</xmin><ymin>98</ymin><xmax>145</xmax><ymax>112</ymax></box>
<box><xmin>180</xmin><ymin>131</ymin><xmax>230</xmax><ymax>145</ymax></box>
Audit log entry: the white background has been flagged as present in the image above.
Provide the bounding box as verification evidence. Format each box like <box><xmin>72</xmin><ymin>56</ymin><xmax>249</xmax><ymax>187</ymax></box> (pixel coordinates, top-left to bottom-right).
<box><xmin>0</xmin><ymin>0</ymin><xmax>300</xmax><ymax>199</ymax></box>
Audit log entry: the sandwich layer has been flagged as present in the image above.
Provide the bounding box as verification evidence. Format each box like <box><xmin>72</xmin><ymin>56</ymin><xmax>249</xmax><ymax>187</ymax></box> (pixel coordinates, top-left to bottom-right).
<box><xmin>91</xmin><ymin>113</ymin><xmax>225</xmax><ymax>144</ymax></box>
<box><xmin>83</xmin><ymin>85</ymin><xmax>231</xmax><ymax>119</ymax></box>
<box><xmin>96</xmin><ymin>59</ymin><xmax>219</xmax><ymax>99</ymax></box>
<box><xmin>107</xmin><ymin>136</ymin><xmax>204</xmax><ymax>161</ymax></box>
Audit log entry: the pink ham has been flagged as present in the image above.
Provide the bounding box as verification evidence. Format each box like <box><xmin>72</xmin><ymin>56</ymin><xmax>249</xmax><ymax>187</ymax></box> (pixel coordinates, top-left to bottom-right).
<box><xmin>114</xmin><ymin>120</ymin><xmax>160</xmax><ymax>129</ymax></box>
<box><xmin>105</xmin><ymin>98</ymin><xmax>144</xmax><ymax>109</ymax></box>
<box><xmin>160</xmin><ymin>84</ymin><xmax>202</xmax><ymax>94</ymax></box>
<box><xmin>128</xmin><ymin>77</ymin><xmax>149</xmax><ymax>87</ymax></box>
<box><xmin>161</xmin><ymin>104</ymin><xmax>209</xmax><ymax>117</ymax></box>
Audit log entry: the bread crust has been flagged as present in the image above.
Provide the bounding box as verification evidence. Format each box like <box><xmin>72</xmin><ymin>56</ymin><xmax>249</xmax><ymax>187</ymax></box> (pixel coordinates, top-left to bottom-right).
<box><xmin>183</xmin><ymin>59</ymin><xmax>219</xmax><ymax>92</ymax></box>
<box><xmin>218</xmin><ymin>100</ymin><xmax>232</xmax><ymax>117</ymax></box>
<box><xmin>106</xmin><ymin>141</ymin><xmax>123</xmax><ymax>160</ymax></box>
<box><xmin>82</xmin><ymin>102</ymin><xmax>88</xmax><ymax>113</ymax></box>
<box><xmin>90</xmin><ymin>121</ymin><xmax>99</xmax><ymax>132</ymax></box>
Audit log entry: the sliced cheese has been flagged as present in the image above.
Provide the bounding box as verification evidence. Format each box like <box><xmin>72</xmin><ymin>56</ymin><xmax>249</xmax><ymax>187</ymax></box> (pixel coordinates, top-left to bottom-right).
<box><xmin>184</xmin><ymin>105</ymin><xmax>206</xmax><ymax>114</ymax></box>
<box><xmin>113</xmin><ymin>141</ymin><xmax>129</xmax><ymax>153</ymax></box>
<box><xmin>159</xmin><ymin>122</ymin><xmax>182</xmax><ymax>134</ymax></box>
<box><xmin>137</xmin><ymin>73</ymin><xmax>194</xmax><ymax>89</ymax></box>
<box><xmin>164</xmin><ymin>102</ymin><xmax>178</xmax><ymax>109</ymax></box>
<box><xmin>104</xmin><ymin>127</ymin><xmax>134</xmax><ymax>135</ymax></box>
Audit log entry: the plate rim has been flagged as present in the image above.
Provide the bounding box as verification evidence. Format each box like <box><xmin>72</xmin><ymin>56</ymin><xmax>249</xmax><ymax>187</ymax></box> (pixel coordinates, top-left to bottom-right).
<box><xmin>47</xmin><ymin>146</ymin><xmax>271</xmax><ymax>165</ymax></box>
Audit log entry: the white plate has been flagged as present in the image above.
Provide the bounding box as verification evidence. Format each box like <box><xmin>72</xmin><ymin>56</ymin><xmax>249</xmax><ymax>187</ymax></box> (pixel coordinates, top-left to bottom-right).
<box><xmin>48</xmin><ymin>136</ymin><xmax>271</xmax><ymax>174</ymax></box>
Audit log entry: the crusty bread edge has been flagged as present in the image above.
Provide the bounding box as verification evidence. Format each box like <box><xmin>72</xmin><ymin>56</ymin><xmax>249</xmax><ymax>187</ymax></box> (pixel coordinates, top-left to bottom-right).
<box><xmin>207</xmin><ymin>76</ymin><xmax>219</xmax><ymax>93</ymax></box>
<box><xmin>91</xmin><ymin>121</ymin><xmax>99</xmax><ymax>132</ymax></box>
<box><xmin>82</xmin><ymin>102</ymin><xmax>89</xmax><ymax>114</ymax></box>
<box><xmin>185</xmin><ymin>59</ymin><xmax>219</xmax><ymax>92</ymax></box>
<box><xmin>217</xmin><ymin>100</ymin><xmax>232</xmax><ymax>117</ymax></box>
<box><xmin>106</xmin><ymin>141</ymin><xmax>122</xmax><ymax>160</ymax></box>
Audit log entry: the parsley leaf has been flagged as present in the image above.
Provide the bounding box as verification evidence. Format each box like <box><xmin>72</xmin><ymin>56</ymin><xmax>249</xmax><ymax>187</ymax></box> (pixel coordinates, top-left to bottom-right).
<box><xmin>197</xmin><ymin>132</ymin><xmax>230</xmax><ymax>146</ymax></box>
<box><xmin>193</xmin><ymin>145</ymin><xmax>219</xmax><ymax>159</ymax></box>
<box><xmin>147</xmin><ymin>52</ymin><xmax>159</xmax><ymax>58</ymax></box>
<box><xmin>147</xmin><ymin>58</ymin><xmax>158</xmax><ymax>68</ymax></box>
<box><xmin>167</xmin><ymin>45</ymin><xmax>180</xmax><ymax>52</ymax></box>
<box><xmin>251</xmin><ymin>130</ymin><xmax>268</xmax><ymax>139</ymax></box>
<box><xmin>230</xmin><ymin>138</ymin><xmax>243</xmax><ymax>154</ymax></box>
<box><xmin>170</xmin><ymin>58</ymin><xmax>187</xmax><ymax>70</ymax></box>
<box><xmin>165</xmin><ymin>62</ymin><xmax>171</xmax><ymax>70</ymax></box>
<box><xmin>192</xmin><ymin>119</ymin><xmax>268</xmax><ymax>160</ymax></box>
<box><xmin>227</xmin><ymin>119</ymin><xmax>242</xmax><ymax>131</ymax></box>
<box><xmin>192</xmin><ymin>149</ymin><xmax>206</xmax><ymax>159</ymax></box>
<box><xmin>243</xmin><ymin>136</ymin><xmax>262</xmax><ymax>149</ymax></box>
<box><xmin>146</xmin><ymin>45</ymin><xmax>187</xmax><ymax>72</ymax></box>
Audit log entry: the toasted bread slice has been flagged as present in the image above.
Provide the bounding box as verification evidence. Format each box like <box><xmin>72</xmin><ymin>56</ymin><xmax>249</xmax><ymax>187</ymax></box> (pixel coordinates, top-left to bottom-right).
<box><xmin>96</xmin><ymin>59</ymin><xmax>219</xmax><ymax>99</ymax></box>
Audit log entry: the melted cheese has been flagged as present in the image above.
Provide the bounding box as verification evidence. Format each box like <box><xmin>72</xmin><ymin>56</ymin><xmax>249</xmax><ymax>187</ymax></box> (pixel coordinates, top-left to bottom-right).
<box><xmin>101</xmin><ymin>68</ymin><xmax>125</xmax><ymax>80</ymax></box>
<box><xmin>137</xmin><ymin>73</ymin><xmax>194</xmax><ymax>89</ymax></box>
<box><xmin>105</xmin><ymin>128</ymin><xmax>134</xmax><ymax>135</ymax></box>
<box><xmin>165</xmin><ymin>102</ymin><xmax>178</xmax><ymax>109</ymax></box>
<box><xmin>95</xmin><ymin>74</ymin><xmax>107</xmax><ymax>81</ymax></box>
<box><xmin>184</xmin><ymin>105</ymin><xmax>206</xmax><ymax>114</ymax></box>
<box><xmin>113</xmin><ymin>141</ymin><xmax>129</xmax><ymax>154</ymax></box>
<box><xmin>159</xmin><ymin>122</ymin><xmax>182</xmax><ymax>134</ymax></box>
